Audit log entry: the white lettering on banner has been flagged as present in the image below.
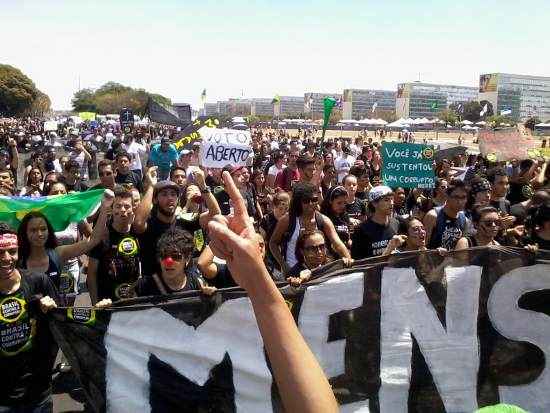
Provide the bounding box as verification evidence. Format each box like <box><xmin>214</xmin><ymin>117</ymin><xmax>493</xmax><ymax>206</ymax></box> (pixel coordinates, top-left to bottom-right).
<box><xmin>105</xmin><ymin>298</ymin><xmax>273</xmax><ymax>412</ymax></box>
<box><xmin>298</xmin><ymin>273</ymin><xmax>365</xmax><ymax>378</ymax></box>
<box><xmin>379</xmin><ymin>265</ymin><xmax>481</xmax><ymax>413</ymax></box>
<box><xmin>200</xmin><ymin>128</ymin><xmax>252</xmax><ymax>168</ymax></box>
<box><xmin>488</xmin><ymin>265</ymin><xmax>550</xmax><ymax>413</ymax></box>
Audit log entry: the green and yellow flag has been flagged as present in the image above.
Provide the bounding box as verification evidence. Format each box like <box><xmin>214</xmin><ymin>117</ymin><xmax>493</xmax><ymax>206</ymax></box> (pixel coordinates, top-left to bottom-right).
<box><xmin>0</xmin><ymin>189</ymin><xmax>104</xmax><ymax>231</ymax></box>
<box><xmin>271</xmin><ymin>95</ymin><xmax>281</xmax><ymax>104</ymax></box>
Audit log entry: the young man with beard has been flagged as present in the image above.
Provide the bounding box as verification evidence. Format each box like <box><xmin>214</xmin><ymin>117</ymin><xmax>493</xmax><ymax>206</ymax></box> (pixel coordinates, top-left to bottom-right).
<box><xmin>0</xmin><ymin>225</ymin><xmax>59</xmax><ymax>412</ymax></box>
<box><xmin>351</xmin><ymin>186</ymin><xmax>400</xmax><ymax>259</ymax></box>
<box><xmin>133</xmin><ymin>167</ymin><xmax>220</xmax><ymax>276</ymax></box>
<box><xmin>87</xmin><ymin>187</ymin><xmax>142</xmax><ymax>304</ymax></box>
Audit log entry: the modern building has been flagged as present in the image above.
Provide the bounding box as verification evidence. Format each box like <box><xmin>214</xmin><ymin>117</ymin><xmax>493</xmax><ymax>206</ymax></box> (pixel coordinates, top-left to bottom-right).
<box><xmin>250</xmin><ymin>98</ymin><xmax>273</xmax><ymax>116</ymax></box>
<box><xmin>304</xmin><ymin>92</ymin><xmax>342</xmax><ymax>118</ymax></box>
<box><xmin>478</xmin><ymin>73</ymin><xmax>550</xmax><ymax>122</ymax></box>
<box><xmin>203</xmin><ymin>103</ymin><xmax>218</xmax><ymax>116</ymax></box>
<box><xmin>342</xmin><ymin>89</ymin><xmax>396</xmax><ymax>120</ymax></box>
<box><xmin>277</xmin><ymin>96</ymin><xmax>304</xmax><ymax>117</ymax></box>
<box><xmin>395</xmin><ymin>82</ymin><xmax>478</xmax><ymax>119</ymax></box>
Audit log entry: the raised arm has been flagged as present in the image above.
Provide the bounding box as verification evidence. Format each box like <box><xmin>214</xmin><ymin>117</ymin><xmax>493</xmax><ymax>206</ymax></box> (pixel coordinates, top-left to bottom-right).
<box><xmin>133</xmin><ymin>166</ymin><xmax>158</xmax><ymax>233</ymax></box>
<box><xmin>208</xmin><ymin>172</ymin><xmax>338</xmax><ymax>413</ymax></box>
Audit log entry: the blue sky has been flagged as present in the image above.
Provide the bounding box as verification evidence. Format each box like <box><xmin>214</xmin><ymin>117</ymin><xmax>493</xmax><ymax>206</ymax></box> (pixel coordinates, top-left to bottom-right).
<box><xmin>2</xmin><ymin>0</ymin><xmax>548</xmax><ymax>109</ymax></box>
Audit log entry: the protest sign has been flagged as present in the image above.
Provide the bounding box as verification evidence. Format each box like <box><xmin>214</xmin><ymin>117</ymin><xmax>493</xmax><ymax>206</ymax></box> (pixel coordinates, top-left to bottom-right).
<box><xmin>200</xmin><ymin>128</ymin><xmax>252</xmax><ymax>168</ymax></box>
<box><xmin>478</xmin><ymin>129</ymin><xmax>539</xmax><ymax>161</ymax></box>
<box><xmin>119</xmin><ymin>108</ymin><xmax>134</xmax><ymax>134</ymax></box>
<box><xmin>50</xmin><ymin>248</ymin><xmax>550</xmax><ymax>412</ymax></box>
<box><xmin>382</xmin><ymin>142</ymin><xmax>435</xmax><ymax>189</ymax></box>
<box><xmin>79</xmin><ymin>112</ymin><xmax>96</xmax><ymax>121</ymax></box>
<box><xmin>43</xmin><ymin>120</ymin><xmax>58</xmax><ymax>131</ymax></box>
<box><xmin>174</xmin><ymin>116</ymin><xmax>219</xmax><ymax>151</ymax></box>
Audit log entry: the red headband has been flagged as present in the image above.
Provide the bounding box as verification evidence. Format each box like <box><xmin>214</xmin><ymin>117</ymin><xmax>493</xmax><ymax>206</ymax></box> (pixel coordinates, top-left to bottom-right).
<box><xmin>0</xmin><ymin>233</ymin><xmax>18</xmax><ymax>249</ymax></box>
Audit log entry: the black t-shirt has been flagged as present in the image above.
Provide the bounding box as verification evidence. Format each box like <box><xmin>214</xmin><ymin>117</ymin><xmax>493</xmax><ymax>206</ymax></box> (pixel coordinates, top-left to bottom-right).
<box><xmin>213</xmin><ymin>186</ymin><xmax>231</xmax><ymax>215</ymax></box>
<box><xmin>135</xmin><ymin>266</ymin><xmax>202</xmax><ymax>296</ymax></box>
<box><xmin>115</xmin><ymin>170</ymin><xmax>143</xmax><ymax>193</ymax></box>
<box><xmin>346</xmin><ymin>198</ymin><xmax>367</xmax><ymax>219</ymax></box>
<box><xmin>287</xmin><ymin>262</ymin><xmax>307</xmax><ymax>278</ymax></box>
<box><xmin>428</xmin><ymin>208</ymin><xmax>469</xmax><ymax>250</ymax></box>
<box><xmin>89</xmin><ymin>224</ymin><xmax>142</xmax><ymax>301</ymax></box>
<box><xmin>210</xmin><ymin>263</ymin><xmax>237</xmax><ymax>289</ymax></box>
<box><xmin>490</xmin><ymin>199</ymin><xmax>511</xmax><ymax>215</ymax></box>
<box><xmin>510</xmin><ymin>202</ymin><xmax>528</xmax><ymax>225</ymax></box>
<box><xmin>356</xmin><ymin>190</ymin><xmax>368</xmax><ymax>201</ymax></box>
<box><xmin>330</xmin><ymin>214</ymin><xmax>351</xmax><ymax>246</ymax></box>
<box><xmin>351</xmin><ymin>217</ymin><xmax>399</xmax><ymax>259</ymax></box>
<box><xmin>525</xmin><ymin>232</ymin><xmax>550</xmax><ymax>251</ymax></box>
<box><xmin>508</xmin><ymin>182</ymin><xmax>533</xmax><ymax>206</ymax></box>
<box><xmin>138</xmin><ymin>212</ymin><xmax>202</xmax><ymax>276</ymax></box>
<box><xmin>65</xmin><ymin>179</ymin><xmax>89</xmax><ymax>192</ymax></box>
<box><xmin>0</xmin><ymin>272</ymin><xmax>59</xmax><ymax>407</ymax></box>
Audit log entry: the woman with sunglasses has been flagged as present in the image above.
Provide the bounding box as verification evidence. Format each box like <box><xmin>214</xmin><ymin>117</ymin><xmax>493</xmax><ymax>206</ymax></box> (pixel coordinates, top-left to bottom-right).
<box><xmin>286</xmin><ymin>230</ymin><xmax>353</xmax><ymax>287</ymax></box>
<box><xmin>270</xmin><ymin>182</ymin><xmax>350</xmax><ymax>276</ymax></box>
<box><xmin>455</xmin><ymin>206</ymin><xmax>501</xmax><ymax>250</ymax></box>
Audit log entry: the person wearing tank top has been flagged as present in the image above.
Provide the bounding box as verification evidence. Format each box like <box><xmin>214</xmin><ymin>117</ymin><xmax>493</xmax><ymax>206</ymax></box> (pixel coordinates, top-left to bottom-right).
<box><xmin>270</xmin><ymin>182</ymin><xmax>350</xmax><ymax>275</ymax></box>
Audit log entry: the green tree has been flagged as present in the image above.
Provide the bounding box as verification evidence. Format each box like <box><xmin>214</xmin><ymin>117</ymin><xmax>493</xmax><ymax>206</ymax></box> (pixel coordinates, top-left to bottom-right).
<box><xmin>0</xmin><ymin>64</ymin><xmax>50</xmax><ymax>116</ymax></box>
<box><xmin>462</xmin><ymin>101</ymin><xmax>482</xmax><ymax>122</ymax></box>
<box><xmin>70</xmin><ymin>82</ymin><xmax>171</xmax><ymax>115</ymax></box>
<box><xmin>437</xmin><ymin>108</ymin><xmax>458</xmax><ymax>126</ymax></box>
<box><xmin>524</xmin><ymin>116</ymin><xmax>541</xmax><ymax>131</ymax></box>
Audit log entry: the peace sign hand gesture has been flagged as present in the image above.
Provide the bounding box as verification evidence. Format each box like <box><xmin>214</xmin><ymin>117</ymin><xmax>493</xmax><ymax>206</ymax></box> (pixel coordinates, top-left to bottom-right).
<box><xmin>207</xmin><ymin>171</ymin><xmax>264</xmax><ymax>293</ymax></box>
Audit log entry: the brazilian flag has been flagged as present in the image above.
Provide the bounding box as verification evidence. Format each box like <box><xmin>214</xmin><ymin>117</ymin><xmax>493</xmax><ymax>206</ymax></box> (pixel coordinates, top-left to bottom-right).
<box><xmin>271</xmin><ymin>95</ymin><xmax>281</xmax><ymax>104</ymax></box>
<box><xmin>0</xmin><ymin>189</ymin><xmax>104</xmax><ymax>231</ymax></box>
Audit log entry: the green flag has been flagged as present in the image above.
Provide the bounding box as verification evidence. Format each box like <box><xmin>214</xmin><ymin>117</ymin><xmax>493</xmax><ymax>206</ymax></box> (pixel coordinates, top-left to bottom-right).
<box><xmin>431</xmin><ymin>101</ymin><xmax>438</xmax><ymax>110</ymax></box>
<box><xmin>321</xmin><ymin>96</ymin><xmax>337</xmax><ymax>141</ymax></box>
<box><xmin>0</xmin><ymin>189</ymin><xmax>104</xmax><ymax>231</ymax></box>
<box><xmin>271</xmin><ymin>95</ymin><xmax>281</xmax><ymax>104</ymax></box>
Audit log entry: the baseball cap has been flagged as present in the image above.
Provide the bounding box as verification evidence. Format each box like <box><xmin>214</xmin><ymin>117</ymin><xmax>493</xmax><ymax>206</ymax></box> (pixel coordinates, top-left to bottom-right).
<box><xmin>368</xmin><ymin>185</ymin><xmax>393</xmax><ymax>202</ymax></box>
<box><xmin>153</xmin><ymin>180</ymin><xmax>180</xmax><ymax>197</ymax></box>
<box><xmin>180</xmin><ymin>149</ymin><xmax>192</xmax><ymax>155</ymax></box>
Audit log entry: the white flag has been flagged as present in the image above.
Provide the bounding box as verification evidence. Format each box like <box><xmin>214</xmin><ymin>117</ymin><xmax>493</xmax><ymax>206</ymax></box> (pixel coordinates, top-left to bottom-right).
<box><xmin>480</xmin><ymin>104</ymin><xmax>488</xmax><ymax>117</ymax></box>
<box><xmin>500</xmin><ymin>109</ymin><xmax>512</xmax><ymax>116</ymax></box>
<box><xmin>372</xmin><ymin>102</ymin><xmax>378</xmax><ymax>113</ymax></box>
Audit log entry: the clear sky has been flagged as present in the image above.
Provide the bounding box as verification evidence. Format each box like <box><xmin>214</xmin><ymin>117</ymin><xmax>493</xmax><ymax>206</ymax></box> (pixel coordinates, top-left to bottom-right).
<box><xmin>2</xmin><ymin>0</ymin><xmax>548</xmax><ymax>110</ymax></box>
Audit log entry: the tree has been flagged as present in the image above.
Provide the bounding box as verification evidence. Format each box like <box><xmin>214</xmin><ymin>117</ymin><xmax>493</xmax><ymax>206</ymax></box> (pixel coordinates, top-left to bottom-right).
<box><xmin>437</xmin><ymin>108</ymin><xmax>458</xmax><ymax>126</ymax></box>
<box><xmin>462</xmin><ymin>101</ymin><xmax>482</xmax><ymax>122</ymax></box>
<box><xmin>524</xmin><ymin>116</ymin><xmax>541</xmax><ymax>131</ymax></box>
<box><xmin>71</xmin><ymin>82</ymin><xmax>171</xmax><ymax>115</ymax></box>
<box><xmin>0</xmin><ymin>64</ymin><xmax>50</xmax><ymax>116</ymax></box>
<box><xmin>486</xmin><ymin>114</ymin><xmax>513</xmax><ymax>128</ymax></box>
<box><xmin>479</xmin><ymin>100</ymin><xmax>494</xmax><ymax>118</ymax></box>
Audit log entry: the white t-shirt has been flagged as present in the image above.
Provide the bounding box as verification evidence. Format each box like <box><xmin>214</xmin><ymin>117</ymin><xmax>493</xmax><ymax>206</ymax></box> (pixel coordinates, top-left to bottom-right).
<box><xmin>267</xmin><ymin>164</ymin><xmax>285</xmax><ymax>177</ymax></box>
<box><xmin>69</xmin><ymin>150</ymin><xmax>89</xmax><ymax>180</ymax></box>
<box><xmin>123</xmin><ymin>141</ymin><xmax>147</xmax><ymax>172</ymax></box>
<box><xmin>335</xmin><ymin>154</ymin><xmax>355</xmax><ymax>183</ymax></box>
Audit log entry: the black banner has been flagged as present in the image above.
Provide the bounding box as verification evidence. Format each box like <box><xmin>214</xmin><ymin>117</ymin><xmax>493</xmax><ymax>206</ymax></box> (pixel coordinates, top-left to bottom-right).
<box><xmin>147</xmin><ymin>98</ymin><xmax>187</xmax><ymax>127</ymax></box>
<box><xmin>49</xmin><ymin>247</ymin><xmax>550</xmax><ymax>412</ymax></box>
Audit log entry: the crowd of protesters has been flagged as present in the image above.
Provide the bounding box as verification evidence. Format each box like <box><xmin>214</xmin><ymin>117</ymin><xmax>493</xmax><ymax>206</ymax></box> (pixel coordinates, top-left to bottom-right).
<box><xmin>0</xmin><ymin>115</ymin><xmax>549</xmax><ymax>411</ymax></box>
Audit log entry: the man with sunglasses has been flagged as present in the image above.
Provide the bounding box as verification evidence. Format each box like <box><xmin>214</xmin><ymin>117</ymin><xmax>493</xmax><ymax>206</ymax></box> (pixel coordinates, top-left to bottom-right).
<box><xmin>0</xmin><ymin>225</ymin><xmax>59</xmax><ymax>412</ymax></box>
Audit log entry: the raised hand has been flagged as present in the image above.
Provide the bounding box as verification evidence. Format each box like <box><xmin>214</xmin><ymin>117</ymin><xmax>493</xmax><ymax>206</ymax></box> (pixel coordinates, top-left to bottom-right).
<box><xmin>207</xmin><ymin>171</ymin><xmax>263</xmax><ymax>293</ymax></box>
